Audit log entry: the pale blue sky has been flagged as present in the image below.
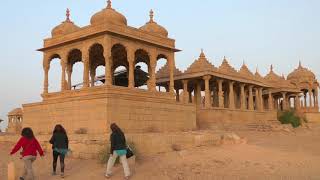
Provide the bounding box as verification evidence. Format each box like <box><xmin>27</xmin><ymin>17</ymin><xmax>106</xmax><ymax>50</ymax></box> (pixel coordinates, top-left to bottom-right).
<box><xmin>1</xmin><ymin>0</ymin><xmax>319</xmax><ymax>131</ymax></box>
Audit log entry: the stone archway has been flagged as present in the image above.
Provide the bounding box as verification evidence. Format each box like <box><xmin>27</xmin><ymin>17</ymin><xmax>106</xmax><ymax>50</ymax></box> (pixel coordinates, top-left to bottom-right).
<box><xmin>135</xmin><ymin>49</ymin><xmax>151</xmax><ymax>90</ymax></box>
<box><xmin>89</xmin><ymin>44</ymin><xmax>105</xmax><ymax>87</ymax></box>
<box><xmin>48</xmin><ymin>54</ymin><xmax>62</xmax><ymax>92</ymax></box>
<box><xmin>67</xmin><ymin>49</ymin><xmax>82</xmax><ymax>89</ymax></box>
<box><xmin>111</xmin><ymin>44</ymin><xmax>128</xmax><ymax>87</ymax></box>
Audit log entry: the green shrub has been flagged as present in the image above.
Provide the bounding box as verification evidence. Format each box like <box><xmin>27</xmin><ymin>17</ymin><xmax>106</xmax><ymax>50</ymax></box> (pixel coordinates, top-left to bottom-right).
<box><xmin>278</xmin><ymin>111</ymin><xmax>301</xmax><ymax>128</ymax></box>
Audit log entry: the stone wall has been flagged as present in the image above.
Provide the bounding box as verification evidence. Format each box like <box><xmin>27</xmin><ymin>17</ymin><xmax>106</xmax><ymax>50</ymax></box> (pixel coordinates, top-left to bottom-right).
<box><xmin>304</xmin><ymin>112</ymin><xmax>320</xmax><ymax>123</ymax></box>
<box><xmin>0</xmin><ymin>132</ymin><xmax>220</xmax><ymax>159</ymax></box>
<box><xmin>197</xmin><ymin>108</ymin><xmax>278</xmax><ymax>130</ymax></box>
<box><xmin>22</xmin><ymin>86</ymin><xmax>196</xmax><ymax>135</ymax></box>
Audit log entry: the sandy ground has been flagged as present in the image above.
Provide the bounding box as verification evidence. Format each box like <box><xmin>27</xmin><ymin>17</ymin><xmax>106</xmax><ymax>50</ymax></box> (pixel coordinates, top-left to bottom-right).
<box><xmin>1</xmin><ymin>127</ymin><xmax>320</xmax><ymax>180</ymax></box>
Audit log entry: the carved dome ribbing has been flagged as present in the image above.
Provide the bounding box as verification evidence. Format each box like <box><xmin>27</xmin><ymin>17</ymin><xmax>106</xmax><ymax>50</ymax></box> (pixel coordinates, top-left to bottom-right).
<box><xmin>51</xmin><ymin>9</ymin><xmax>80</xmax><ymax>37</ymax></box>
<box><xmin>139</xmin><ymin>10</ymin><xmax>168</xmax><ymax>37</ymax></box>
<box><xmin>90</xmin><ymin>0</ymin><xmax>127</xmax><ymax>26</ymax></box>
<box><xmin>287</xmin><ymin>62</ymin><xmax>316</xmax><ymax>81</ymax></box>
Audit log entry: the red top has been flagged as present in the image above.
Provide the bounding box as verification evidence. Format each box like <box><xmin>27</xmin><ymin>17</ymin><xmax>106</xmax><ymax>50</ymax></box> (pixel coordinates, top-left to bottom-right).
<box><xmin>10</xmin><ymin>137</ymin><xmax>44</xmax><ymax>157</ymax></box>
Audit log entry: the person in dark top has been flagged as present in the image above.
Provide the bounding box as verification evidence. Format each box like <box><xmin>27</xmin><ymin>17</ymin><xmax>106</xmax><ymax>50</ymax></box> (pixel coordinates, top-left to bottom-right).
<box><xmin>49</xmin><ymin>124</ymin><xmax>69</xmax><ymax>178</ymax></box>
<box><xmin>105</xmin><ymin>123</ymin><xmax>131</xmax><ymax>179</ymax></box>
<box><xmin>10</xmin><ymin>127</ymin><xmax>44</xmax><ymax>180</ymax></box>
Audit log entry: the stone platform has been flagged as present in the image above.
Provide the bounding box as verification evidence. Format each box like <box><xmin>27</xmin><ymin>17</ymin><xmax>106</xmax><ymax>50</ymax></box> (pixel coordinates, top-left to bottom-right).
<box><xmin>22</xmin><ymin>85</ymin><xmax>196</xmax><ymax>135</ymax></box>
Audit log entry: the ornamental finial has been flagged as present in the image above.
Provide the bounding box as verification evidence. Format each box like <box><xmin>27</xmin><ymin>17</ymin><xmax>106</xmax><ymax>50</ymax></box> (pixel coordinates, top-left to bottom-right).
<box><xmin>270</xmin><ymin>64</ymin><xmax>273</xmax><ymax>72</ymax></box>
<box><xmin>200</xmin><ymin>49</ymin><xmax>205</xmax><ymax>58</ymax></box>
<box><xmin>66</xmin><ymin>8</ymin><xmax>70</xmax><ymax>22</ymax></box>
<box><xmin>149</xmin><ymin>9</ymin><xmax>154</xmax><ymax>22</ymax></box>
<box><xmin>299</xmin><ymin>60</ymin><xmax>302</xmax><ymax>68</ymax></box>
<box><xmin>107</xmin><ymin>0</ymin><xmax>112</xmax><ymax>9</ymax></box>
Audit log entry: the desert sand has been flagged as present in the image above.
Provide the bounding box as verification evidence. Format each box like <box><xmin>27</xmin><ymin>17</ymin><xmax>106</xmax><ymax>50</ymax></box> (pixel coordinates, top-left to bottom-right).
<box><xmin>1</xmin><ymin>126</ymin><xmax>320</xmax><ymax>180</ymax></box>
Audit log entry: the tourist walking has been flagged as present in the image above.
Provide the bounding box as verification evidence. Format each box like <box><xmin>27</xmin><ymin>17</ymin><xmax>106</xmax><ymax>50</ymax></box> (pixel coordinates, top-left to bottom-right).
<box><xmin>10</xmin><ymin>127</ymin><xmax>44</xmax><ymax>180</ymax></box>
<box><xmin>49</xmin><ymin>124</ymin><xmax>69</xmax><ymax>178</ymax></box>
<box><xmin>105</xmin><ymin>123</ymin><xmax>131</xmax><ymax>179</ymax></box>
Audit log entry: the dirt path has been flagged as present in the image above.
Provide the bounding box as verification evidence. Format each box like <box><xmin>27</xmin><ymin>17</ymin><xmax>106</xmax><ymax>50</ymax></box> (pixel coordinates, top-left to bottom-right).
<box><xmin>1</xmin><ymin>128</ymin><xmax>320</xmax><ymax>180</ymax></box>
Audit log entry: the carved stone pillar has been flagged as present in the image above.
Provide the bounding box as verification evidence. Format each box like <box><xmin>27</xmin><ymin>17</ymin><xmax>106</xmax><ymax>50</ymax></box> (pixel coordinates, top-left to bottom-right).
<box><xmin>195</xmin><ymin>81</ymin><xmax>202</xmax><ymax>106</ymax></box>
<box><xmin>248</xmin><ymin>86</ymin><xmax>254</xmax><ymax>110</ymax></box>
<box><xmin>240</xmin><ymin>84</ymin><xmax>246</xmax><ymax>110</ymax></box>
<box><xmin>217</xmin><ymin>79</ymin><xmax>224</xmax><ymax>108</ymax></box>
<box><xmin>104</xmin><ymin>37</ymin><xmax>112</xmax><ymax>86</ymax></box>
<box><xmin>182</xmin><ymin>80</ymin><xmax>189</xmax><ymax>104</ymax></box>
<box><xmin>82</xmin><ymin>48</ymin><xmax>90</xmax><ymax>88</ymax></box>
<box><xmin>309</xmin><ymin>88</ymin><xmax>313</xmax><ymax>107</ymax></box>
<box><xmin>229</xmin><ymin>81</ymin><xmax>235</xmax><ymax>109</ymax></box>
<box><xmin>43</xmin><ymin>57</ymin><xmax>49</xmax><ymax>94</ymax></box>
<box><xmin>282</xmin><ymin>92</ymin><xmax>287</xmax><ymax>110</ymax></box>
<box><xmin>168</xmin><ymin>55</ymin><xmax>175</xmax><ymax>93</ymax></box>
<box><xmin>295</xmin><ymin>94</ymin><xmax>300</xmax><ymax>110</ymax></box>
<box><xmin>127</xmin><ymin>47</ymin><xmax>135</xmax><ymax>88</ymax></box>
<box><xmin>259</xmin><ymin>88</ymin><xmax>264</xmax><ymax>111</ymax></box>
<box><xmin>60</xmin><ymin>53</ymin><xmax>67</xmax><ymax>91</ymax></box>
<box><xmin>90</xmin><ymin>66</ymin><xmax>96</xmax><ymax>87</ymax></box>
<box><xmin>203</xmin><ymin>75</ymin><xmax>211</xmax><ymax>108</ymax></box>
<box><xmin>315</xmin><ymin>88</ymin><xmax>319</xmax><ymax>108</ymax></box>
<box><xmin>304</xmin><ymin>93</ymin><xmax>307</xmax><ymax>108</ymax></box>
<box><xmin>254</xmin><ymin>88</ymin><xmax>260</xmax><ymax>111</ymax></box>
<box><xmin>268</xmin><ymin>90</ymin><xmax>273</xmax><ymax>111</ymax></box>
<box><xmin>67</xmin><ymin>64</ymin><xmax>72</xmax><ymax>90</ymax></box>
<box><xmin>149</xmin><ymin>52</ymin><xmax>157</xmax><ymax>91</ymax></box>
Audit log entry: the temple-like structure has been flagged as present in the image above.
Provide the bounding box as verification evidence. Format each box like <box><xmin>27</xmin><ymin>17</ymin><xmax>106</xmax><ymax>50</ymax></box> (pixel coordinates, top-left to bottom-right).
<box><xmin>6</xmin><ymin>1</ymin><xmax>319</xmax><ymax>134</ymax></box>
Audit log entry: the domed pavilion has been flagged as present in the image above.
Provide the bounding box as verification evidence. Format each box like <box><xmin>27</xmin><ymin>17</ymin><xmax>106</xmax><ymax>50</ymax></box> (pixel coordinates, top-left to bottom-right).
<box><xmin>287</xmin><ymin>62</ymin><xmax>319</xmax><ymax>112</ymax></box>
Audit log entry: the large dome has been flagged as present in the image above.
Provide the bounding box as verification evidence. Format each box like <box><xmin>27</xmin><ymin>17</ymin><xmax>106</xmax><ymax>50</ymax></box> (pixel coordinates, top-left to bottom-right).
<box><xmin>287</xmin><ymin>62</ymin><xmax>316</xmax><ymax>81</ymax></box>
<box><xmin>51</xmin><ymin>9</ymin><xmax>80</xmax><ymax>37</ymax></box>
<box><xmin>139</xmin><ymin>10</ymin><xmax>168</xmax><ymax>37</ymax></box>
<box><xmin>90</xmin><ymin>0</ymin><xmax>127</xmax><ymax>26</ymax></box>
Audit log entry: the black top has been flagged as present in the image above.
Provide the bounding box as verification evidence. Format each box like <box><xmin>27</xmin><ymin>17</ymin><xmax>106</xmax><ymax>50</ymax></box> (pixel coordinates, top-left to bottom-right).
<box><xmin>50</xmin><ymin>132</ymin><xmax>69</xmax><ymax>149</ymax></box>
<box><xmin>110</xmin><ymin>131</ymin><xmax>126</xmax><ymax>154</ymax></box>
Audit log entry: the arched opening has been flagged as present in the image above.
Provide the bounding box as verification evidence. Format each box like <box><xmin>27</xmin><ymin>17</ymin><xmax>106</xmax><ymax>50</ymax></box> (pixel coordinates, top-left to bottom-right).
<box><xmin>94</xmin><ymin>65</ymin><xmax>105</xmax><ymax>86</ymax></box>
<box><xmin>135</xmin><ymin>62</ymin><xmax>149</xmax><ymax>90</ymax></box>
<box><xmin>135</xmin><ymin>49</ymin><xmax>150</xmax><ymax>90</ymax></box>
<box><xmin>112</xmin><ymin>44</ymin><xmax>128</xmax><ymax>87</ymax></box>
<box><xmin>113</xmin><ymin>65</ymin><xmax>128</xmax><ymax>87</ymax></box>
<box><xmin>48</xmin><ymin>54</ymin><xmax>61</xmax><ymax>93</ymax></box>
<box><xmin>67</xmin><ymin>49</ymin><xmax>82</xmax><ymax>90</ymax></box>
<box><xmin>89</xmin><ymin>44</ymin><xmax>105</xmax><ymax>87</ymax></box>
<box><xmin>156</xmin><ymin>54</ymin><xmax>169</xmax><ymax>92</ymax></box>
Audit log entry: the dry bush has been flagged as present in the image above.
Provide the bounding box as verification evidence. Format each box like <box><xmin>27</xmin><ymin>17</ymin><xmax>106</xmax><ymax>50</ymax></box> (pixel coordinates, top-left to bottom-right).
<box><xmin>74</xmin><ymin>128</ymin><xmax>88</xmax><ymax>134</ymax></box>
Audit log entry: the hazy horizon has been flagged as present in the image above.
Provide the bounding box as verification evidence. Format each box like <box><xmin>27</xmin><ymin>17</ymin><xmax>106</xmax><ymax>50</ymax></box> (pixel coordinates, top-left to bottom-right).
<box><xmin>1</xmin><ymin>0</ymin><xmax>320</xmax><ymax>131</ymax></box>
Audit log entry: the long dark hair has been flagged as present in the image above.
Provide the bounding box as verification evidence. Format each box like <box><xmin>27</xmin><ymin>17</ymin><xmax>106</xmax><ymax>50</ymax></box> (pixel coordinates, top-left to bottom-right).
<box><xmin>110</xmin><ymin>123</ymin><xmax>123</xmax><ymax>134</ymax></box>
<box><xmin>21</xmin><ymin>127</ymin><xmax>35</xmax><ymax>140</ymax></box>
<box><xmin>53</xmin><ymin>124</ymin><xmax>67</xmax><ymax>135</ymax></box>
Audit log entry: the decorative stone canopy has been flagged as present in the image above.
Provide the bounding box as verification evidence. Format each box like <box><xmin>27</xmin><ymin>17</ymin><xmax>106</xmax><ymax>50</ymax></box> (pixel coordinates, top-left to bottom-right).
<box><xmin>287</xmin><ymin>61</ymin><xmax>316</xmax><ymax>83</ymax></box>
<box><xmin>139</xmin><ymin>10</ymin><xmax>168</xmax><ymax>37</ymax></box>
<box><xmin>156</xmin><ymin>63</ymin><xmax>183</xmax><ymax>79</ymax></box>
<box><xmin>238</xmin><ymin>61</ymin><xmax>255</xmax><ymax>80</ymax></box>
<box><xmin>51</xmin><ymin>9</ymin><xmax>80</xmax><ymax>37</ymax></box>
<box><xmin>218</xmin><ymin>57</ymin><xmax>238</xmax><ymax>75</ymax></box>
<box><xmin>264</xmin><ymin>65</ymin><xmax>297</xmax><ymax>90</ymax></box>
<box><xmin>8</xmin><ymin>108</ymin><xmax>23</xmax><ymax>117</ymax></box>
<box><xmin>184</xmin><ymin>50</ymin><xmax>216</xmax><ymax>74</ymax></box>
<box><xmin>90</xmin><ymin>0</ymin><xmax>128</xmax><ymax>26</ymax></box>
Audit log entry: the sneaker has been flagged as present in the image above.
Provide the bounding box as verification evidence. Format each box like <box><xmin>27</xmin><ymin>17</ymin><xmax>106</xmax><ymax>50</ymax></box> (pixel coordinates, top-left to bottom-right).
<box><xmin>124</xmin><ymin>176</ymin><xmax>130</xmax><ymax>180</ymax></box>
<box><xmin>19</xmin><ymin>177</ymin><xmax>24</xmax><ymax>180</ymax></box>
<box><xmin>52</xmin><ymin>171</ymin><xmax>57</xmax><ymax>176</ymax></box>
<box><xmin>105</xmin><ymin>174</ymin><xmax>112</xmax><ymax>178</ymax></box>
<box><xmin>61</xmin><ymin>173</ymin><xmax>65</xmax><ymax>178</ymax></box>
